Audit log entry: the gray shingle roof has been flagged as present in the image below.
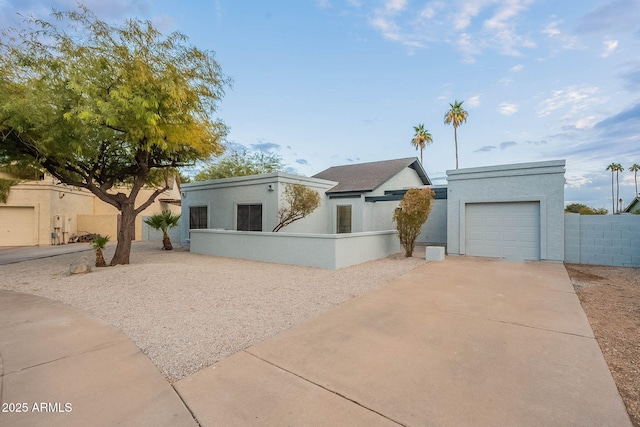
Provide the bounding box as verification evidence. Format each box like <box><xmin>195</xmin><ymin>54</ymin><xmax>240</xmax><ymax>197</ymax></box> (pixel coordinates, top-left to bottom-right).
<box><xmin>312</xmin><ymin>157</ymin><xmax>431</xmax><ymax>194</ymax></box>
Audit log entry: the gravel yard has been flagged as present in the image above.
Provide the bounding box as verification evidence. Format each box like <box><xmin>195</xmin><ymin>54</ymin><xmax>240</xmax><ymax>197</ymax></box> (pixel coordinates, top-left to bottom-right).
<box><xmin>0</xmin><ymin>241</ymin><xmax>425</xmax><ymax>381</ymax></box>
<box><xmin>566</xmin><ymin>263</ymin><xmax>640</xmax><ymax>427</ymax></box>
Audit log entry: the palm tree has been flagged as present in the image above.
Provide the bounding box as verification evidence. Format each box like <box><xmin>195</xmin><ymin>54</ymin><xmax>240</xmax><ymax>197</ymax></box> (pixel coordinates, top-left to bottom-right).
<box><xmin>630</xmin><ymin>163</ymin><xmax>640</xmax><ymax>197</ymax></box>
<box><xmin>444</xmin><ymin>100</ymin><xmax>468</xmax><ymax>169</ymax></box>
<box><xmin>606</xmin><ymin>163</ymin><xmax>624</xmax><ymax>213</ymax></box>
<box><xmin>614</xmin><ymin>163</ymin><xmax>623</xmax><ymax>213</ymax></box>
<box><xmin>411</xmin><ymin>124</ymin><xmax>433</xmax><ymax>165</ymax></box>
<box><xmin>91</xmin><ymin>235</ymin><xmax>110</xmax><ymax>267</ymax></box>
<box><xmin>144</xmin><ymin>210</ymin><xmax>181</xmax><ymax>250</ymax></box>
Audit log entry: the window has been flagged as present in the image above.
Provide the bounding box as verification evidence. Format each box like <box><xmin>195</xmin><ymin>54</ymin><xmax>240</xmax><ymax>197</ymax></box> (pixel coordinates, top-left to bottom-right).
<box><xmin>189</xmin><ymin>206</ymin><xmax>208</xmax><ymax>229</ymax></box>
<box><xmin>337</xmin><ymin>205</ymin><xmax>352</xmax><ymax>233</ymax></box>
<box><xmin>237</xmin><ymin>204</ymin><xmax>262</xmax><ymax>231</ymax></box>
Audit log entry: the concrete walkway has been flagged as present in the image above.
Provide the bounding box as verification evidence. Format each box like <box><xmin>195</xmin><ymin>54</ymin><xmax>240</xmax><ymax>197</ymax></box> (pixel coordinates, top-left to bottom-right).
<box><xmin>0</xmin><ymin>290</ymin><xmax>196</xmax><ymax>427</ymax></box>
<box><xmin>0</xmin><ymin>244</ymin><xmax>104</xmax><ymax>266</ymax></box>
<box><xmin>0</xmin><ymin>256</ymin><xmax>632</xmax><ymax>426</ymax></box>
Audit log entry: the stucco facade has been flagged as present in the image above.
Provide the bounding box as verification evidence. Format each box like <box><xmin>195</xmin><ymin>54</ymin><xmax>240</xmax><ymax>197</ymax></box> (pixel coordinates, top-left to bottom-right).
<box><xmin>0</xmin><ymin>172</ymin><xmax>181</xmax><ymax>246</ymax></box>
<box><xmin>446</xmin><ymin>160</ymin><xmax>566</xmax><ymax>261</ymax></box>
<box><xmin>180</xmin><ymin>159</ymin><xmax>434</xmax><ymax>244</ymax></box>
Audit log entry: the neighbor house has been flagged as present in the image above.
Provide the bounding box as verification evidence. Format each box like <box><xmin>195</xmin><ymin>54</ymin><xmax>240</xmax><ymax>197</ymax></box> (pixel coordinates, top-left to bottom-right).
<box><xmin>0</xmin><ymin>171</ymin><xmax>181</xmax><ymax>246</ymax></box>
<box><xmin>622</xmin><ymin>197</ymin><xmax>640</xmax><ymax>214</ymax></box>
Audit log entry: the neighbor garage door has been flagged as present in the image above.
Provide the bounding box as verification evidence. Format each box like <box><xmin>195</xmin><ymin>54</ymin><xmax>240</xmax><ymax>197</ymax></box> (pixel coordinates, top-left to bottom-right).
<box><xmin>0</xmin><ymin>207</ymin><xmax>36</xmax><ymax>246</ymax></box>
<box><xmin>465</xmin><ymin>202</ymin><xmax>540</xmax><ymax>260</ymax></box>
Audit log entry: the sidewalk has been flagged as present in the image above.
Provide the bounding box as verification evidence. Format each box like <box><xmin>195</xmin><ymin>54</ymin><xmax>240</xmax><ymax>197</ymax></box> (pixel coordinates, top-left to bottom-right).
<box><xmin>0</xmin><ymin>244</ymin><xmax>101</xmax><ymax>265</ymax></box>
<box><xmin>0</xmin><ymin>290</ymin><xmax>195</xmax><ymax>427</ymax></box>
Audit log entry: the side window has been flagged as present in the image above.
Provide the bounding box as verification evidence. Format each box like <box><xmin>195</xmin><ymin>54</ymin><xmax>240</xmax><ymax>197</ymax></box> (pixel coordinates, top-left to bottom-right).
<box><xmin>189</xmin><ymin>206</ymin><xmax>208</xmax><ymax>229</ymax></box>
<box><xmin>336</xmin><ymin>205</ymin><xmax>352</xmax><ymax>234</ymax></box>
<box><xmin>237</xmin><ymin>204</ymin><xmax>263</xmax><ymax>231</ymax></box>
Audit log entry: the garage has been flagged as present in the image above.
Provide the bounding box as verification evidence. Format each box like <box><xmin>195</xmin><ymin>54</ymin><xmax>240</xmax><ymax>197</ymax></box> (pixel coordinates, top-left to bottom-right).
<box><xmin>465</xmin><ymin>202</ymin><xmax>540</xmax><ymax>260</ymax></box>
<box><xmin>0</xmin><ymin>207</ymin><xmax>36</xmax><ymax>246</ymax></box>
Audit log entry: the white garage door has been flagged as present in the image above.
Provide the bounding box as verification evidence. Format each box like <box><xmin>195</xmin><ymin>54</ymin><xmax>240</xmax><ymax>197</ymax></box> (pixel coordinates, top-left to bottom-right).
<box><xmin>465</xmin><ymin>202</ymin><xmax>540</xmax><ymax>260</ymax></box>
<box><xmin>0</xmin><ymin>207</ymin><xmax>36</xmax><ymax>246</ymax></box>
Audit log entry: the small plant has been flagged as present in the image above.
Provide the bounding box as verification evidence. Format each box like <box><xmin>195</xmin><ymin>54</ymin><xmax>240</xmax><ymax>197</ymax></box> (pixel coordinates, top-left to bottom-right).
<box><xmin>393</xmin><ymin>188</ymin><xmax>434</xmax><ymax>257</ymax></box>
<box><xmin>273</xmin><ymin>183</ymin><xmax>321</xmax><ymax>232</ymax></box>
<box><xmin>144</xmin><ymin>210</ymin><xmax>181</xmax><ymax>250</ymax></box>
<box><xmin>91</xmin><ymin>234</ymin><xmax>110</xmax><ymax>267</ymax></box>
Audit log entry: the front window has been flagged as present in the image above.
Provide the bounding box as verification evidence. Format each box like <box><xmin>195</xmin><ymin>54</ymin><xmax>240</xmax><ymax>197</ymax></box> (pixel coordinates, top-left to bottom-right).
<box><xmin>189</xmin><ymin>206</ymin><xmax>208</xmax><ymax>229</ymax></box>
<box><xmin>237</xmin><ymin>204</ymin><xmax>263</xmax><ymax>231</ymax></box>
<box><xmin>337</xmin><ymin>205</ymin><xmax>352</xmax><ymax>233</ymax></box>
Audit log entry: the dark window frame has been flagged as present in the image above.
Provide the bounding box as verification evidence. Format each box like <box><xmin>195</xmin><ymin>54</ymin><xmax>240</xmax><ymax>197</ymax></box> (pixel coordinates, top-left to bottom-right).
<box><xmin>336</xmin><ymin>205</ymin><xmax>352</xmax><ymax>234</ymax></box>
<box><xmin>189</xmin><ymin>206</ymin><xmax>208</xmax><ymax>230</ymax></box>
<box><xmin>237</xmin><ymin>204</ymin><xmax>263</xmax><ymax>231</ymax></box>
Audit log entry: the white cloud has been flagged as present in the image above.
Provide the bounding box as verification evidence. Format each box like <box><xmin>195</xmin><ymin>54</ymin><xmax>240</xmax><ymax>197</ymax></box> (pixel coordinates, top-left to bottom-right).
<box><xmin>541</xmin><ymin>20</ymin><xmax>561</xmax><ymax>37</ymax></box>
<box><xmin>453</xmin><ymin>0</ymin><xmax>493</xmax><ymax>31</ymax></box>
<box><xmin>368</xmin><ymin>0</ymin><xmax>424</xmax><ymax>49</ymax></box>
<box><xmin>498</xmin><ymin>102</ymin><xmax>518</xmax><ymax>115</ymax></box>
<box><xmin>346</xmin><ymin>0</ymin><xmax>362</xmax><ymax>7</ymax></box>
<box><xmin>600</xmin><ymin>39</ymin><xmax>618</xmax><ymax>57</ymax></box>
<box><xmin>385</xmin><ymin>0</ymin><xmax>407</xmax><ymax>13</ymax></box>
<box><xmin>541</xmin><ymin>19</ymin><xmax>580</xmax><ymax>49</ymax></box>
<box><xmin>420</xmin><ymin>2</ymin><xmax>445</xmax><ymax>19</ymax></box>
<box><xmin>315</xmin><ymin>0</ymin><xmax>332</xmax><ymax>9</ymax></box>
<box><xmin>467</xmin><ymin>95</ymin><xmax>481</xmax><ymax>107</ymax></box>
<box><xmin>510</xmin><ymin>64</ymin><xmax>524</xmax><ymax>72</ymax></box>
<box><xmin>538</xmin><ymin>86</ymin><xmax>607</xmax><ymax>119</ymax></box>
<box><xmin>575</xmin><ymin>115</ymin><xmax>601</xmax><ymax>129</ymax></box>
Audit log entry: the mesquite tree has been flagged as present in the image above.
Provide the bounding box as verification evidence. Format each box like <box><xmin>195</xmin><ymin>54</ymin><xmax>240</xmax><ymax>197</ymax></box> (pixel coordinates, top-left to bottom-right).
<box><xmin>272</xmin><ymin>184</ymin><xmax>321</xmax><ymax>232</ymax></box>
<box><xmin>0</xmin><ymin>6</ymin><xmax>228</xmax><ymax>265</ymax></box>
<box><xmin>393</xmin><ymin>188</ymin><xmax>434</xmax><ymax>257</ymax></box>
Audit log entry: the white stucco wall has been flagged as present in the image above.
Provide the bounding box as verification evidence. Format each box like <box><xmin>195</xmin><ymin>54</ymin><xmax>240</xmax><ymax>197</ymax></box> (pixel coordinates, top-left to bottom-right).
<box><xmin>189</xmin><ymin>229</ymin><xmax>400</xmax><ymax>269</ymax></box>
<box><xmin>417</xmin><ymin>198</ymin><xmax>447</xmax><ymax>245</ymax></box>
<box><xmin>446</xmin><ymin>160</ymin><xmax>566</xmax><ymax>261</ymax></box>
<box><xmin>180</xmin><ymin>173</ymin><xmax>336</xmax><ymax>242</ymax></box>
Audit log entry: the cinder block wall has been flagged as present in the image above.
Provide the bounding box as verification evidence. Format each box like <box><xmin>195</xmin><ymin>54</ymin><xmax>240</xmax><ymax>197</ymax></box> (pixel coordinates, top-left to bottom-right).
<box><xmin>564</xmin><ymin>214</ymin><xmax>640</xmax><ymax>267</ymax></box>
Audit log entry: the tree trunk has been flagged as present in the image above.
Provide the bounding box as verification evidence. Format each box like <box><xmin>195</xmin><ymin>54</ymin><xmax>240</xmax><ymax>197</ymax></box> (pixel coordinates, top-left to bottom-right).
<box><xmin>95</xmin><ymin>248</ymin><xmax>106</xmax><ymax>267</ymax></box>
<box><xmin>611</xmin><ymin>173</ymin><xmax>614</xmax><ymax>214</ymax></box>
<box><xmin>454</xmin><ymin>126</ymin><xmax>459</xmax><ymax>169</ymax></box>
<box><xmin>162</xmin><ymin>232</ymin><xmax>173</xmax><ymax>251</ymax></box>
<box><xmin>616</xmin><ymin>171</ymin><xmax>620</xmax><ymax>213</ymax></box>
<box><xmin>110</xmin><ymin>203</ymin><xmax>136</xmax><ymax>265</ymax></box>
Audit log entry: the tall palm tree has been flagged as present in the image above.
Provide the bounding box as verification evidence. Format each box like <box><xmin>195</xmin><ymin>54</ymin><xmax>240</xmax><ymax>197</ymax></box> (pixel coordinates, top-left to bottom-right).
<box><xmin>630</xmin><ymin>163</ymin><xmax>640</xmax><ymax>198</ymax></box>
<box><xmin>614</xmin><ymin>163</ymin><xmax>623</xmax><ymax>213</ymax></box>
<box><xmin>606</xmin><ymin>163</ymin><xmax>617</xmax><ymax>214</ymax></box>
<box><xmin>444</xmin><ymin>100</ymin><xmax>468</xmax><ymax>169</ymax></box>
<box><xmin>411</xmin><ymin>124</ymin><xmax>433</xmax><ymax>165</ymax></box>
<box><xmin>144</xmin><ymin>210</ymin><xmax>181</xmax><ymax>250</ymax></box>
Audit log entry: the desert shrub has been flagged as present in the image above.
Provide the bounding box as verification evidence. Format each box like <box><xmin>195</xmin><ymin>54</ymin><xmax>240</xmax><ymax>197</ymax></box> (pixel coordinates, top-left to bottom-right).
<box><xmin>393</xmin><ymin>188</ymin><xmax>434</xmax><ymax>257</ymax></box>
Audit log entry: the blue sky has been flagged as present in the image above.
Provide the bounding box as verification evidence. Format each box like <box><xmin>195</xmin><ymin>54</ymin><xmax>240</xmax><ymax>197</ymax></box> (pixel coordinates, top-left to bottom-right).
<box><xmin>2</xmin><ymin>0</ymin><xmax>640</xmax><ymax>211</ymax></box>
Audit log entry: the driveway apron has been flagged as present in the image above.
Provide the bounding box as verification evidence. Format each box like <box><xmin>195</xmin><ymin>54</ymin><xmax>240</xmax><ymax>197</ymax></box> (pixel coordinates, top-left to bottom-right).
<box><xmin>175</xmin><ymin>257</ymin><xmax>632</xmax><ymax>426</ymax></box>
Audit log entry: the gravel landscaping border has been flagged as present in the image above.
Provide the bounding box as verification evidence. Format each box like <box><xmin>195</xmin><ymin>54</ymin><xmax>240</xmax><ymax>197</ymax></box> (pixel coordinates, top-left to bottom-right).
<box><xmin>1</xmin><ymin>241</ymin><xmax>425</xmax><ymax>381</ymax></box>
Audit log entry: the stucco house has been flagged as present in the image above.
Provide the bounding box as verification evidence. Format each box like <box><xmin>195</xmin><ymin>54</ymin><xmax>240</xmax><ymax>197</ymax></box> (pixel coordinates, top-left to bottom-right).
<box><xmin>0</xmin><ymin>171</ymin><xmax>181</xmax><ymax>246</ymax></box>
<box><xmin>182</xmin><ymin>158</ymin><xmax>567</xmax><ymax>269</ymax></box>
<box><xmin>180</xmin><ymin>157</ymin><xmax>437</xmax><ymax>241</ymax></box>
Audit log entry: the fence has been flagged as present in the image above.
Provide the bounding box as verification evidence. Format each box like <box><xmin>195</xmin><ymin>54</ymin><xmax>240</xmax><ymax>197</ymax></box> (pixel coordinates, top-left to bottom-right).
<box><xmin>564</xmin><ymin>214</ymin><xmax>640</xmax><ymax>267</ymax></box>
<box><xmin>189</xmin><ymin>229</ymin><xmax>400</xmax><ymax>269</ymax></box>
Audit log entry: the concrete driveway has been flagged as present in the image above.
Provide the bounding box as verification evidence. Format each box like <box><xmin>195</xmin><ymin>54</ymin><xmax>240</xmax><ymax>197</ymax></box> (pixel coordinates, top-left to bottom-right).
<box><xmin>175</xmin><ymin>257</ymin><xmax>631</xmax><ymax>426</ymax></box>
<box><xmin>1</xmin><ymin>255</ymin><xmax>631</xmax><ymax>426</ymax></box>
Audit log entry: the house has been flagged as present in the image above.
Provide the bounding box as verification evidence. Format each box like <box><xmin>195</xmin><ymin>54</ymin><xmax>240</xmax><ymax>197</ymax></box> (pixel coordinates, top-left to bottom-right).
<box><xmin>622</xmin><ymin>197</ymin><xmax>640</xmax><ymax>214</ymax></box>
<box><xmin>179</xmin><ymin>157</ymin><xmax>433</xmax><ymax>241</ymax></box>
<box><xmin>182</xmin><ymin>158</ymin><xmax>567</xmax><ymax>268</ymax></box>
<box><xmin>0</xmin><ymin>171</ymin><xmax>181</xmax><ymax>247</ymax></box>
<box><xmin>180</xmin><ymin>157</ymin><xmax>443</xmax><ymax>269</ymax></box>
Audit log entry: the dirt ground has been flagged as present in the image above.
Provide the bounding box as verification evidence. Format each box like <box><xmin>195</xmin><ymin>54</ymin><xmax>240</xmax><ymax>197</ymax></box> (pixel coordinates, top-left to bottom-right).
<box><xmin>565</xmin><ymin>263</ymin><xmax>640</xmax><ymax>427</ymax></box>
